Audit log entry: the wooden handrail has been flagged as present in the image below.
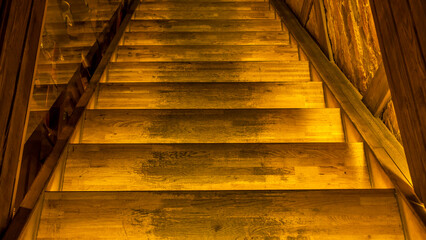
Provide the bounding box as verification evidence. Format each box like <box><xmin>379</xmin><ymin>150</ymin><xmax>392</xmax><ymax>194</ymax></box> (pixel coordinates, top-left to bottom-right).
<box><xmin>1</xmin><ymin>0</ymin><xmax>139</xmax><ymax>239</ymax></box>
<box><xmin>270</xmin><ymin>0</ymin><xmax>426</xmax><ymax>224</ymax></box>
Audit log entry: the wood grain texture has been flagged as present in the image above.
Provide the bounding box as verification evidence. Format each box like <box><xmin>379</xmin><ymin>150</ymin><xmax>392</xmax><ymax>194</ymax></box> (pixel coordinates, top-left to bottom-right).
<box><xmin>37</xmin><ymin>190</ymin><xmax>404</xmax><ymax>239</ymax></box>
<box><xmin>62</xmin><ymin>143</ymin><xmax>369</xmax><ymax>191</ymax></box>
<box><xmin>127</xmin><ymin>19</ymin><xmax>284</xmax><ymax>32</ymax></box>
<box><xmin>45</xmin><ymin>10</ymin><xmax>277</xmax><ymax>22</ymax></box>
<box><xmin>371</xmin><ymin>0</ymin><xmax>426</xmax><ymax>203</ymax></box>
<box><xmin>80</xmin><ymin>109</ymin><xmax>344</xmax><ymax>143</ymax></box>
<box><xmin>113</xmin><ymin>45</ymin><xmax>298</xmax><ymax>62</ymax></box>
<box><xmin>121</xmin><ymin>31</ymin><xmax>289</xmax><ymax>45</ymax></box>
<box><xmin>0</xmin><ymin>0</ymin><xmax>46</xmax><ymax>233</ymax></box>
<box><xmin>362</xmin><ymin>63</ymin><xmax>391</xmax><ymax>117</ymax></box>
<box><xmin>92</xmin><ymin>82</ymin><xmax>324</xmax><ymax>109</ymax></box>
<box><xmin>36</xmin><ymin>61</ymin><xmax>310</xmax><ymax>84</ymax></box>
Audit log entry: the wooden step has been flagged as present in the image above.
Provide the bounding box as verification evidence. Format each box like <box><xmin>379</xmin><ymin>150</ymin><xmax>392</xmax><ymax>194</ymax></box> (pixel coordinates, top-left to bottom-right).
<box><xmin>36</xmin><ymin>190</ymin><xmax>404</xmax><ymax>239</ymax></box>
<box><xmin>78</xmin><ymin>109</ymin><xmax>344</xmax><ymax>143</ymax></box>
<box><xmin>91</xmin><ymin>82</ymin><xmax>324</xmax><ymax>109</ymax></box>
<box><xmin>96</xmin><ymin>2</ymin><xmax>272</xmax><ymax>11</ymax></box>
<box><xmin>36</xmin><ymin>61</ymin><xmax>310</xmax><ymax>85</ymax></box>
<box><xmin>45</xmin><ymin>10</ymin><xmax>276</xmax><ymax>23</ymax></box>
<box><xmin>121</xmin><ymin>31</ymin><xmax>289</xmax><ymax>45</ymax></box>
<box><xmin>112</xmin><ymin>45</ymin><xmax>298</xmax><ymax>62</ymax></box>
<box><xmin>39</xmin><ymin>45</ymin><xmax>298</xmax><ymax>64</ymax></box>
<box><xmin>62</xmin><ymin>143</ymin><xmax>369</xmax><ymax>191</ymax></box>
<box><xmin>48</xmin><ymin>31</ymin><xmax>289</xmax><ymax>48</ymax></box>
<box><xmin>128</xmin><ymin>19</ymin><xmax>283</xmax><ymax>32</ymax></box>
<box><xmin>46</xmin><ymin>19</ymin><xmax>284</xmax><ymax>34</ymax></box>
<box><xmin>31</xmin><ymin>82</ymin><xmax>323</xmax><ymax>110</ymax></box>
<box><xmin>131</xmin><ymin>10</ymin><xmax>276</xmax><ymax>20</ymax></box>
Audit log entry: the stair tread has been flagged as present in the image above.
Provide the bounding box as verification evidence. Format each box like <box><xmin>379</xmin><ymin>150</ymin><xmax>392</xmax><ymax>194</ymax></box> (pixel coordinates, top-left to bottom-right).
<box><xmin>45</xmin><ymin>10</ymin><xmax>276</xmax><ymax>23</ymax></box>
<box><xmin>78</xmin><ymin>108</ymin><xmax>344</xmax><ymax>143</ymax></box>
<box><xmin>38</xmin><ymin>45</ymin><xmax>298</xmax><ymax>64</ymax></box>
<box><xmin>121</xmin><ymin>31</ymin><xmax>289</xmax><ymax>45</ymax></box>
<box><xmin>63</xmin><ymin>143</ymin><xmax>369</xmax><ymax>191</ymax></box>
<box><xmin>45</xmin><ymin>19</ymin><xmax>284</xmax><ymax>35</ymax></box>
<box><xmin>98</xmin><ymin>1</ymin><xmax>272</xmax><ymax>11</ymax></box>
<box><xmin>36</xmin><ymin>61</ymin><xmax>310</xmax><ymax>85</ymax></box>
<box><xmin>51</xmin><ymin>31</ymin><xmax>289</xmax><ymax>48</ymax></box>
<box><xmin>37</xmin><ymin>189</ymin><xmax>404</xmax><ymax>239</ymax></box>
<box><xmin>89</xmin><ymin>82</ymin><xmax>324</xmax><ymax>109</ymax></box>
<box><xmin>112</xmin><ymin>45</ymin><xmax>298</xmax><ymax>62</ymax></box>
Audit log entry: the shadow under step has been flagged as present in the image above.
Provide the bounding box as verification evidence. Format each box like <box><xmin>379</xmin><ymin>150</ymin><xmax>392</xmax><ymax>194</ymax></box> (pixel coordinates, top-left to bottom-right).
<box><xmin>36</xmin><ymin>189</ymin><xmax>404</xmax><ymax>239</ymax></box>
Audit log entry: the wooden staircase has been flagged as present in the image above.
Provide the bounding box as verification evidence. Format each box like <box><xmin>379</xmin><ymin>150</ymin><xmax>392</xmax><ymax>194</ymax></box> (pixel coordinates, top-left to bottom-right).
<box><xmin>34</xmin><ymin>0</ymin><xmax>405</xmax><ymax>239</ymax></box>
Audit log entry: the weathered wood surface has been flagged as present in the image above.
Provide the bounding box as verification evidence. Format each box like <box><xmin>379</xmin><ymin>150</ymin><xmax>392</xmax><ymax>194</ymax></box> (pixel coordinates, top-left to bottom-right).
<box><xmin>127</xmin><ymin>19</ymin><xmax>284</xmax><ymax>32</ymax></box>
<box><xmin>45</xmin><ymin>10</ymin><xmax>277</xmax><ymax>23</ymax></box>
<box><xmin>37</xmin><ymin>190</ymin><xmax>404</xmax><ymax>239</ymax></box>
<box><xmin>91</xmin><ymin>82</ymin><xmax>325</xmax><ymax>109</ymax></box>
<box><xmin>0</xmin><ymin>0</ymin><xmax>46</xmax><ymax>234</ymax></box>
<box><xmin>370</xmin><ymin>0</ymin><xmax>426</xmax><ymax>204</ymax></box>
<box><xmin>63</xmin><ymin>143</ymin><xmax>368</xmax><ymax>191</ymax></box>
<box><xmin>79</xmin><ymin>109</ymin><xmax>344</xmax><ymax>143</ymax></box>
<box><xmin>362</xmin><ymin>63</ymin><xmax>391</xmax><ymax>117</ymax></box>
<box><xmin>122</xmin><ymin>31</ymin><xmax>289</xmax><ymax>45</ymax></box>
<box><xmin>36</xmin><ymin>61</ymin><xmax>310</xmax><ymax>84</ymax></box>
<box><xmin>46</xmin><ymin>19</ymin><xmax>284</xmax><ymax>33</ymax></box>
<box><xmin>113</xmin><ymin>45</ymin><xmax>299</xmax><ymax>62</ymax></box>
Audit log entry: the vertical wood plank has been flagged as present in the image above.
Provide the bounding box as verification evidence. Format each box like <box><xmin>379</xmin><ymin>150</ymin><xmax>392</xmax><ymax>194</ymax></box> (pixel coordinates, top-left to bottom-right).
<box><xmin>312</xmin><ymin>0</ymin><xmax>333</xmax><ymax>62</ymax></box>
<box><xmin>0</xmin><ymin>0</ymin><xmax>46</xmax><ymax>233</ymax></box>
<box><xmin>300</xmin><ymin>0</ymin><xmax>313</xmax><ymax>26</ymax></box>
<box><xmin>370</xmin><ymin>0</ymin><xmax>426</xmax><ymax>203</ymax></box>
<box><xmin>362</xmin><ymin>63</ymin><xmax>391</xmax><ymax>117</ymax></box>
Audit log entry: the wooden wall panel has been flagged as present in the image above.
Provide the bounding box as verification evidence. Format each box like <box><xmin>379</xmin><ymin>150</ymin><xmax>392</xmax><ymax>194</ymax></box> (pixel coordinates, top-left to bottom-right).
<box><xmin>370</xmin><ymin>0</ymin><xmax>426</xmax><ymax>203</ymax></box>
<box><xmin>0</xmin><ymin>0</ymin><xmax>46</xmax><ymax>234</ymax></box>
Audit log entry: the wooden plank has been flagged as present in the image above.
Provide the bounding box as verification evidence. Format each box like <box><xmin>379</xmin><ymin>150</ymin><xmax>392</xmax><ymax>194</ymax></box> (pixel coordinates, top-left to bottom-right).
<box><xmin>37</xmin><ymin>190</ymin><xmax>404</xmax><ymax>239</ymax></box>
<box><xmin>113</xmin><ymin>45</ymin><xmax>298</xmax><ymax>62</ymax></box>
<box><xmin>44</xmin><ymin>10</ymin><xmax>277</xmax><ymax>22</ymax></box>
<box><xmin>397</xmin><ymin>192</ymin><xmax>426</xmax><ymax>239</ymax></box>
<box><xmin>128</xmin><ymin>19</ymin><xmax>283</xmax><ymax>32</ymax></box>
<box><xmin>300</xmin><ymin>0</ymin><xmax>313</xmax><ymax>26</ymax></box>
<box><xmin>121</xmin><ymin>31</ymin><xmax>289</xmax><ymax>45</ymax></box>
<box><xmin>36</xmin><ymin>61</ymin><xmax>310</xmax><ymax>84</ymax></box>
<box><xmin>312</xmin><ymin>0</ymin><xmax>333</xmax><ymax>61</ymax></box>
<box><xmin>63</xmin><ymin>143</ymin><xmax>369</xmax><ymax>191</ymax></box>
<box><xmin>81</xmin><ymin>108</ymin><xmax>344</xmax><ymax>143</ymax></box>
<box><xmin>92</xmin><ymin>82</ymin><xmax>325</xmax><ymax>109</ymax></box>
<box><xmin>362</xmin><ymin>63</ymin><xmax>391</xmax><ymax>117</ymax></box>
<box><xmin>0</xmin><ymin>0</ymin><xmax>46</xmax><ymax>234</ymax></box>
<box><xmin>270</xmin><ymin>0</ymin><xmax>426</xmax><ymax>223</ymax></box>
<box><xmin>370</xmin><ymin>0</ymin><xmax>426</xmax><ymax>203</ymax></box>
